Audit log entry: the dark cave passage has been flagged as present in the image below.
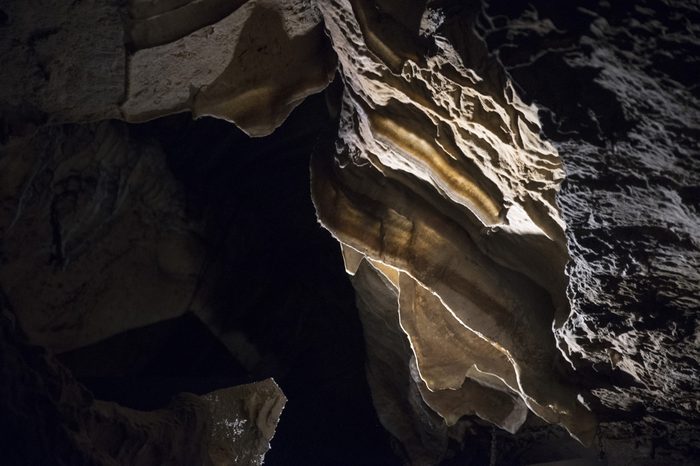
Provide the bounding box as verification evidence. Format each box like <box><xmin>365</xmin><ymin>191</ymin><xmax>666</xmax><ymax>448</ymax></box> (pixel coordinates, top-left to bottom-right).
<box><xmin>59</xmin><ymin>95</ymin><xmax>401</xmax><ymax>465</ymax></box>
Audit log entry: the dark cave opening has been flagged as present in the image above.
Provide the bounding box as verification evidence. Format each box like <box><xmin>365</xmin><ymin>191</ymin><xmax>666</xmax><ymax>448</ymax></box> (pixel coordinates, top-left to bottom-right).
<box><xmin>57</xmin><ymin>94</ymin><xmax>401</xmax><ymax>465</ymax></box>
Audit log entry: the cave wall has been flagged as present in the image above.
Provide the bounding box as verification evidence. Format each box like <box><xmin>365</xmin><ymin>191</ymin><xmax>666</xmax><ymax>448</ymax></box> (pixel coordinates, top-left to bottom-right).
<box><xmin>481</xmin><ymin>1</ymin><xmax>700</xmax><ymax>461</ymax></box>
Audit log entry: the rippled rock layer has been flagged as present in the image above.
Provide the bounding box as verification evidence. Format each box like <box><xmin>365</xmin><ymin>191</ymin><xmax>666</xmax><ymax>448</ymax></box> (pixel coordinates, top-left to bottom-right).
<box><xmin>312</xmin><ymin>0</ymin><xmax>596</xmax><ymax>459</ymax></box>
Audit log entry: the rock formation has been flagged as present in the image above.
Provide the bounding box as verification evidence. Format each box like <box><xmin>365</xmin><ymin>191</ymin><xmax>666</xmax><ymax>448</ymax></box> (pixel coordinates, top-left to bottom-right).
<box><xmin>1</xmin><ymin>121</ymin><xmax>202</xmax><ymax>351</ymax></box>
<box><xmin>480</xmin><ymin>2</ymin><xmax>700</xmax><ymax>462</ymax></box>
<box><xmin>1</xmin><ymin>0</ymin><xmax>336</xmax><ymax>134</ymax></box>
<box><xmin>0</xmin><ymin>0</ymin><xmax>697</xmax><ymax>464</ymax></box>
<box><xmin>312</xmin><ymin>0</ymin><xmax>596</xmax><ymax>455</ymax></box>
<box><xmin>0</xmin><ymin>295</ymin><xmax>286</xmax><ymax>466</ymax></box>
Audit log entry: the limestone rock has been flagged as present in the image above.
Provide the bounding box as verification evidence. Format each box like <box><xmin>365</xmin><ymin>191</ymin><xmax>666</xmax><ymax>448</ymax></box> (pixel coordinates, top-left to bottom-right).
<box><xmin>350</xmin><ymin>259</ymin><xmax>459</xmax><ymax>464</ymax></box>
<box><xmin>481</xmin><ymin>0</ymin><xmax>700</xmax><ymax>432</ymax></box>
<box><xmin>0</xmin><ymin>121</ymin><xmax>203</xmax><ymax>351</ymax></box>
<box><xmin>0</xmin><ymin>0</ymin><xmax>337</xmax><ymax>136</ymax></box>
<box><xmin>0</xmin><ymin>299</ymin><xmax>285</xmax><ymax>466</ymax></box>
<box><xmin>201</xmin><ymin>379</ymin><xmax>287</xmax><ymax>466</ymax></box>
<box><xmin>311</xmin><ymin>1</ymin><xmax>597</xmax><ymax>458</ymax></box>
<box><xmin>400</xmin><ymin>275</ymin><xmax>528</xmax><ymax>434</ymax></box>
<box><xmin>123</xmin><ymin>0</ymin><xmax>337</xmax><ymax>136</ymax></box>
<box><xmin>2</xmin><ymin>0</ymin><xmax>698</xmax><ymax>464</ymax></box>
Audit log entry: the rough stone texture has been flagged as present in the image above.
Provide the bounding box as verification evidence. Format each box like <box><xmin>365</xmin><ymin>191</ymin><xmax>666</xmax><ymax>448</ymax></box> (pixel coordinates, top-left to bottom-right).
<box><xmin>0</xmin><ymin>0</ymin><xmax>336</xmax><ymax>136</ymax></box>
<box><xmin>0</xmin><ymin>121</ymin><xmax>204</xmax><ymax>351</ymax></box>
<box><xmin>311</xmin><ymin>1</ymin><xmax>597</xmax><ymax>460</ymax></box>
<box><xmin>311</xmin><ymin>0</ymin><xmax>699</xmax><ymax>463</ymax></box>
<box><xmin>481</xmin><ymin>0</ymin><xmax>699</xmax><ymax>447</ymax></box>
<box><xmin>0</xmin><ymin>296</ymin><xmax>285</xmax><ymax>466</ymax></box>
<box><xmin>203</xmin><ymin>379</ymin><xmax>287</xmax><ymax>466</ymax></box>
<box><xmin>0</xmin><ymin>0</ymin><xmax>126</xmax><ymax>123</ymax></box>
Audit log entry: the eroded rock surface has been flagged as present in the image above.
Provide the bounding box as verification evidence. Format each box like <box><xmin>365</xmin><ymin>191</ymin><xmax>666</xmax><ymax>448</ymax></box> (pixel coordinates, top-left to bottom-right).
<box><xmin>0</xmin><ymin>0</ymin><xmax>126</xmax><ymax>123</ymax></box>
<box><xmin>311</xmin><ymin>1</ymin><xmax>597</xmax><ymax>460</ymax></box>
<box><xmin>0</xmin><ymin>0</ymin><xmax>336</xmax><ymax>136</ymax></box>
<box><xmin>0</xmin><ymin>298</ymin><xmax>285</xmax><ymax>466</ymax></box>
<box><xmin>124</xmin><ymin>0</ymin><xmax>337</xmax><ymax>136</ymax></box>
<box><xmin>481</xmin><ymin>0</ymin><xmax>700</xmax><ymax>454</ymax></box>
<box><xmin>311</xmin><ymin>0</ymin><xmax>698</xmax><ymax>463</ymax></box>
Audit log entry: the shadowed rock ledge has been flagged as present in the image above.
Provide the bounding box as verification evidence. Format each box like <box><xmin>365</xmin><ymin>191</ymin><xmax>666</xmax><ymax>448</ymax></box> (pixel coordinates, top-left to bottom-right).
<box><xmin>0</xmin><ymin>297</ymin><xmax>286</xmax><ymax>466</ymax></box>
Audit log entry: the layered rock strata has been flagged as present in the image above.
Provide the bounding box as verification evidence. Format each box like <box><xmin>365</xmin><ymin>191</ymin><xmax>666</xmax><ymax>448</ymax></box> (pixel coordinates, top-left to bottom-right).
<box><xmin>311</xmin><ymin>1</ymin><xmax>597</xmax><ymax>460</ymax></box>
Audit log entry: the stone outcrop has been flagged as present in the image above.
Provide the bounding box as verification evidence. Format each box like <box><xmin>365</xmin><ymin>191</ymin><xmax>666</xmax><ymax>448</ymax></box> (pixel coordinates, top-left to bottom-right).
<box><xmin>311</xmin><ymin>0</ymin><xmax>597</xmax><ymax>458</ymax></box>
<box><xmin>0</xmin><ymin>297</ymin><xmax>285</xmax><ymax>466</ymax></box>
<box><xmin>480</xmin><ymin>0</ymin><xmax>700</xmax><ymax>456</ymax></box>
<box><xmin>0</xmin><ymin>0</ymin><xmax>336</xmax><ymax>135</ymax></box>
<box><xmin>0</xmin><ymin>121</ymin><xmax>203</xmax><ymax>351</ymax></box>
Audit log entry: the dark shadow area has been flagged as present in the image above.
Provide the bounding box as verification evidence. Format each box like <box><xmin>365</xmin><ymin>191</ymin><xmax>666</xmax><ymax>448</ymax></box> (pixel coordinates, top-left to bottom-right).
<box><xmin>59</xmin><ymin>94</ymin><xmax>401</xmax><ymax>465</ymax></box>
<box><xmin>58</xmin><ymin>313</ymin><xmax>250</xmax><ymax>410</ymax></box>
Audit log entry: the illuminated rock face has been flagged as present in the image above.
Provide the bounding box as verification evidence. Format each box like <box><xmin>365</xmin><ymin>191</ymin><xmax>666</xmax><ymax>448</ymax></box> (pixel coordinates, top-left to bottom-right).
<box><xmin>311</xmin><ymin>0</ymin><xmax>596</xmax><ymax>458</ymax></box>
<box><xmin>0</xmin><ymin>0</ymin><xmax>336</xmax><ymax>136</ymax></box>
<box><xmin>123</xmin><ymin>0</ymin><xmax>337</xmax><ymax>136</ymax></box>
<box><xmin>510</xmin><ymin>0</ymin><xmax>699</xmax><ymax>413</ymax></box>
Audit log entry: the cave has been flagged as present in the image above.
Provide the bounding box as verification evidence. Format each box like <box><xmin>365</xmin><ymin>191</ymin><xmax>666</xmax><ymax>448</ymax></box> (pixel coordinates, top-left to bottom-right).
<box><xmin>56</xmin><ymin>97</ymin><xmax>402</xmax><ymax>465</ymax></box>
<box><xmin>1</xmin><ymin>1</ymin><xmax>698</xmax><ymax>465</ymax></box>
